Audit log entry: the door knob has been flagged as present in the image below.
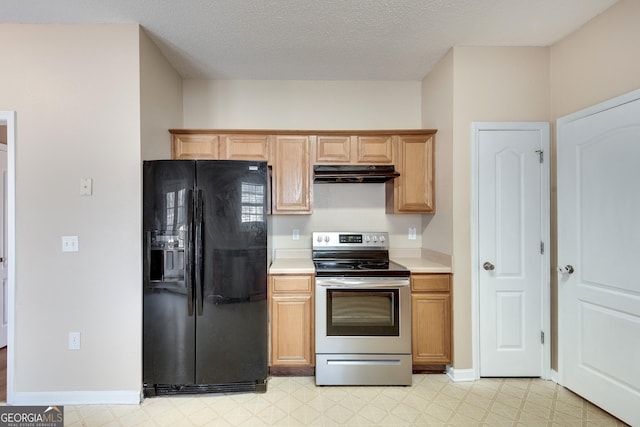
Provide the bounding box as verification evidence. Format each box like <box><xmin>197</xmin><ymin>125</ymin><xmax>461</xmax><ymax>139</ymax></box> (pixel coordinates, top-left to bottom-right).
<box><xmin>559</xmin><ymin>265</ymin><xmax>574</xmax><ymax>274</ymax></box>
<box><xmin>483</xmin><ymin>262</ymin><xmax>495</xmax><ymax>271</ymax></box>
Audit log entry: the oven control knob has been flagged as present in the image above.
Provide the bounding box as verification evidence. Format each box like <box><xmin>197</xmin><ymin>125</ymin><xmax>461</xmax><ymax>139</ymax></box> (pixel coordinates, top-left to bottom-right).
<box><xmin>324</xmin><ymin>235</ymin><xmax>330</xmax><ymax>243</ymax></box>
<box><xmin>379</xmin><ymin>235</ymin><xmax>385</xmax><ymax>243</ymax></box>
<box><xmin>365</xmin><ymin>235</ymin><xmax>370</xmax><ymax>243</ymax></box>
<box><xmin>316</xmin><ymin>235</ymin><xmax>323</xmax><ymax>243</ymax></box>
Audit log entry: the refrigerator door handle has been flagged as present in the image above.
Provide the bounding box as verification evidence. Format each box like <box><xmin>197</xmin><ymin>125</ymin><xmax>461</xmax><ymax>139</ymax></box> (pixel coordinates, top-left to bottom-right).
<box><xmin>186</xmin><ymin>190</ymin><xmax>194</xmax><ymax>316</ymax></box>
<box><xmin>195</xmin><ymin>189</ymin><xmax>204</xmax><ymax>316</ymax></box>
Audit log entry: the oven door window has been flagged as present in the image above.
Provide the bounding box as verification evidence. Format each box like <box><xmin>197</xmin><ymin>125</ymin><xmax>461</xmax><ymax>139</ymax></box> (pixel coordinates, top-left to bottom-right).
<box><xmin>326</xmin><ymin>289</ymin><xmax>399</xmax><ymax>336</ymax></box>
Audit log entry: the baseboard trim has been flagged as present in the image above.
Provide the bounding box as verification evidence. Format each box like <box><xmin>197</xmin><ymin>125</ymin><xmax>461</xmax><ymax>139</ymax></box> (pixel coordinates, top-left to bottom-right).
<box><xmin>446</xmin><ymin>366</ymin><xmax>476</xmax><ymax>382</ymax></box>
<box><xmin>9</xmin><ymin>390</ymin><xmax>141</xmax><ymax>405</ymax></box>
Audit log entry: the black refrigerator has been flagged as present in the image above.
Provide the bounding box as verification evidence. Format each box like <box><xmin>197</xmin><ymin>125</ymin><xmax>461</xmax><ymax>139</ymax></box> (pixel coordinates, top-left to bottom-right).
<box><xmin>142</xmin><ymin>160</ymin><xmax>268</xmax><ymax>396</ymax></box>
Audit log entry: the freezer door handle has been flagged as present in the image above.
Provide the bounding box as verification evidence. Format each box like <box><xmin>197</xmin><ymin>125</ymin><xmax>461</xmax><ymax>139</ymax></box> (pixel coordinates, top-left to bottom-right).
<box><xmin>194</xmin><ymin>189</ymin><xmax>204</xmax><ymax>316</ymax></box>
<box><xmin>143</xmin><ymin>231</ymin><xmax>151</xmax><ymax>285</ymax></box>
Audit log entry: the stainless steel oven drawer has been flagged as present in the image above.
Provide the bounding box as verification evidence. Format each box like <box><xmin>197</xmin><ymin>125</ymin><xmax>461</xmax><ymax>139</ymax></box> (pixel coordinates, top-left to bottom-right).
<box><xmin>315</xmin><ymin>354</ymin><xmax>412</xmax><ymax>386</ymax></box>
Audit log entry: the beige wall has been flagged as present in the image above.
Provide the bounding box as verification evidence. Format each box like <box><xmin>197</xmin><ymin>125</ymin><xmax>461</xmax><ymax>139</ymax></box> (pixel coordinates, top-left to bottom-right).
<box><xmin>183</xmin><ymin>80</ymin><xmax>421</xmax><ymax>130</ymax></box>
<box><xmin>140</xmin><ymin>29</ymin><xmax>183</xmax><ymax>160</ymax></box>
<box><xmin>551</xmin><ymin>0</ymin><xmax>640</xmax><ymax>119</ymax></box>
<box><xmin>0</xmin><ymin>24</ymin><xmax>143</xmax><ymax>401</ymax></box>
<box><xmin>421</xmin><ymin>50</ymin><xmax>454</xmax><ymax>255</ymax></box>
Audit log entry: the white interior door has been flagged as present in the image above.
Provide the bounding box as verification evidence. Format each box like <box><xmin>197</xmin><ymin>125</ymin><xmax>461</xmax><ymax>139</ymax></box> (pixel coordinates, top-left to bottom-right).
<box><xmin>0</xmin><ymin>144</ymin><xmax>6</xmax><ymax>348</ymax></box>
<box><xmin>557</xmin><ymin>90</ymin><xmax>640</xmax><ymax>426</ymax></box>
<box><xmin>474</xmin><ymin>122</ymin><xmax>549</xmax><ymax>377</ymax></box>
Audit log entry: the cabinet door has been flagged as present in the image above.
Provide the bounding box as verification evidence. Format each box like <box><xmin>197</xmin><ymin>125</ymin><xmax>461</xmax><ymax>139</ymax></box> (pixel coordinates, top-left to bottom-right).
<box><xmin>355</xmin><ymin>135</ymin><xmax>393</xmax><ymax>164</ymax></box>
<box><xmin>270</xmin><ymin>295</ymin><xmax>314</xmax><ymax>366</ymax></box>
<box><xmin>272</xmin><ymin>135</ymin><xmax>312</xmax><ymax>213</ymax></box>
<box><xmin>315</xmin><ymin>135</ymin><xmax>393</xmax><ymax>164</ymax></box>
<box><xmin>411</xmin><ymin>293</ymin><xmax>451</xmax><ymax>364</ymax></box>
<box><xmin>315</xmin><ymin>135</ymin><xmax>351</xmax><ymax>163</ymax></box>
<box><xmin>387</xmin><ymin>134</ymin><xmax>435</xmax><ymax>213</ymax></box>
<box><xmin>219</xmin><ymin>134</ymin><xmax>270</xmax><ymax>161</ymax></box>
<box><xmin>172</xmin><ymin>133</ymin><xmax>219</xmax><ymax>159</ymax></box>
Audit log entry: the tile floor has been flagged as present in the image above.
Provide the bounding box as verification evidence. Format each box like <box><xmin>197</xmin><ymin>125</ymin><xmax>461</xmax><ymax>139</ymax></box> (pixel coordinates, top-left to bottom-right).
<box><xmin>65</xmin><ymin>375</ymin><xmax>628</xmax><ymax>426</ymax></box>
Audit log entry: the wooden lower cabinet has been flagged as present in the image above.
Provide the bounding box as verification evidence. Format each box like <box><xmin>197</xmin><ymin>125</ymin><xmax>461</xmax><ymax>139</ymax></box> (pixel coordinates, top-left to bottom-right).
<box><xmin>268</xmin><ymin>274</ymin><xmax>315</xmax><ymax>375</ymax></box>
<box><xmin>411</xmin><ymin>273</ymin><xmax>452</xmax><ymax>368</ymax></box>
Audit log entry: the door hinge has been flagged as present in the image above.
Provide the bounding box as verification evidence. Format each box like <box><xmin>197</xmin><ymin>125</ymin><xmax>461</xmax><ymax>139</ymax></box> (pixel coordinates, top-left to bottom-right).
<box><xmin>541</xmin><ymin>331</ymin><xmax>545</xmax><ymax>344</ymax></box>
<box><xmin>540</xmin><ymin>241</ymin><xmax>544</xmax><ymax>254</ymax></box>
<box><xmin>535</xmin><ymin>149</ymin><xmax>543</xmax><ymax>163</ymax></box>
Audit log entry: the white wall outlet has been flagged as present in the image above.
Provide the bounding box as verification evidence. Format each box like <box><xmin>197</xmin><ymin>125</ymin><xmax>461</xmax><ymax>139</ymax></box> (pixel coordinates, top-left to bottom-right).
<box><xmin>69</xmin><ymin>331</ymin><xmax>81</xmax><ymax>350</ymax></box>
<box><xmin>292</xmin><ymin>229</ymin><xmax>300</xmax><ymax>240</ymax></box>
<box><xmin>80</xmin><ymin>177</ymin><xmax>93</xmax><ymax>196</ymax></box>
<box><xmin>408</xmin><ymin>227</ymin><xmax>417</xmax><ymax>240</ymax></box>
<box><xmin>62</xmin><ymin>236</ymin><xmax>79</xmax><ymax>252</ymax></box>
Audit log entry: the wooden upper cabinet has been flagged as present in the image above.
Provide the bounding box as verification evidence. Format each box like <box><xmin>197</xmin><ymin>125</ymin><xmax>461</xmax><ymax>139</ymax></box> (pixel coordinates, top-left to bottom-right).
<box><xmin>386</xmin><ymin>133</ymin><xmax>436</xmax><ymax>214</ymax></box>
<box><xmin>272</xmin><ymin>135</ymin><xmax>312</xmax><ymax>214</ymax></box>
<box><xmin>169</xmin><ymin>129</ymin><xmax>436</xmax><ymax>215</ymax></box>
<box><xmin>219</xmin><ymin>134</ymin><xmax>270</xmax><ymax>161</ymax></box>
<box><xmin>356</xmin><ymin>135</ymin><xmax>393</xmax><ymax>164</ymax></box>
<box><xmin>172</xmin><ymin>133</ymin><xmax>219</xmax><ymax>159</ymax></box>
<box><xmin>170</xmin><ymin>131</ymin><xmax>270</xmax><ymax>162</ymax></box>
<box><xmin>315</xmin><ymin>135</ymin><xmax>393</xmax><ymax>164</ymax></box>
<box><xmin>315</xmin><ymin>135</ymin><xmax>351</xmax><ymax>163</ymax></box>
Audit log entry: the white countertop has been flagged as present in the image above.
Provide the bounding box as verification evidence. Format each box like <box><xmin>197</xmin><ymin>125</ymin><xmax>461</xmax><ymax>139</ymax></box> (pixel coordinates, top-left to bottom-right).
<box><xmin>391</xmin><ymin>257</ymin><xmax>451</xmax><ymax>273</ymax></box>
<box><xmin>269</xmin><ymin>248</ymin><xmax>451</xmax><ymax>275</ymax></box>
<box><xmin>269</xmin><ymin>258</ymin><xmax>316</xmax><ymax>274</ymax></box>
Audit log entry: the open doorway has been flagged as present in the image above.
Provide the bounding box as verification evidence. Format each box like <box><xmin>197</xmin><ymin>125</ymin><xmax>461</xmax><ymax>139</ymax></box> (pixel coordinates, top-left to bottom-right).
<box><xmin>0</xmin><ymin>111</ymin><xmax>15</xmax><ymax>403</ymax></box>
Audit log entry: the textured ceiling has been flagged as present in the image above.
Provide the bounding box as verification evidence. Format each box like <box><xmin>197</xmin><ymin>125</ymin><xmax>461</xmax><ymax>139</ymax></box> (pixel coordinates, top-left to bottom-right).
<box><xmin>3</xmin><ymin>0</ymin><xmax>618</xmax><ymax>80</ymax></box>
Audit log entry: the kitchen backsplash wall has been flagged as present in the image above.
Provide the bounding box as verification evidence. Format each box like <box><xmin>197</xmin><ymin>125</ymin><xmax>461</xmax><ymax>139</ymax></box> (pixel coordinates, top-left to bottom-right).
<box><xmin>270</xmin><ymin>183</ymin><xmax>423</xmax><ymax>254</ymax></box>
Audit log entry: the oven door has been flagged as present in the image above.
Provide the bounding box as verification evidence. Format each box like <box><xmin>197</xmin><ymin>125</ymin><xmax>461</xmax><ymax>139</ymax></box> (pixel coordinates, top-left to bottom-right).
<box><xmin>315</xmin><ymin>277</ymin><xmax>411</xmax><ymax>355</ymax></box>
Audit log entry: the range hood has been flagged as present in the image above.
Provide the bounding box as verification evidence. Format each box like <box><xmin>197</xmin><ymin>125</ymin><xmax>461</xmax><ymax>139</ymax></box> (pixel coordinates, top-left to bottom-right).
<box><xmin>313</xmin><ymin>165</ymin><xmax>400</xmax><ymax>183</ymax></box>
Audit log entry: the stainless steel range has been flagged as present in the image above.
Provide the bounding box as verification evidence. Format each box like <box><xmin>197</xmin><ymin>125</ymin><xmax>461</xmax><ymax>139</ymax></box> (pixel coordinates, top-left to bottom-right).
<box><xmin>313</xmin><ymin>231</ymin><xmax>412</xmax><ymax>386</ymax></box>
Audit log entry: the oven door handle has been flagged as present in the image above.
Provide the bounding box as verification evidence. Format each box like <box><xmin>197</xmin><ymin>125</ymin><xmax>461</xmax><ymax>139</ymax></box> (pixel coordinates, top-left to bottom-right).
<box><xmin>316</xmin><ymin>278</ymin><xmax>410</xmax><ymax>288</ymax></box>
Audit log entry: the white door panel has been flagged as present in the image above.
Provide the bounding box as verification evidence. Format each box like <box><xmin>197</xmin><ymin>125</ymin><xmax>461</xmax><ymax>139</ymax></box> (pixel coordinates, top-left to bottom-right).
<box><xmin>558</xmin><ymin>90</ymin><xmax>640</xmax><ymax>426</ymax></box>
<box><xmin>474</xmin><ymin>123</ymin><xmax>549</xmax><ymax>378</ymax></box>
<box><xmin>0</xmin><ymin>146</ymin><xmax>6</xmax><ymax>348</ymax></box>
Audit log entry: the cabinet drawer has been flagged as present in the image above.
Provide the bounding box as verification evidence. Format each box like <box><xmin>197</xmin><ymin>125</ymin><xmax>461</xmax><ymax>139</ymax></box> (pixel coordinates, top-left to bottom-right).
<box><xmin>271</xmin><ymin>275</ymin><xmax>313</xmax><ymax>293</ymax></box>
<box><xmin>411</xmin><ymin>274</ymin><xmax>450</xmax><ymax>292</ymax></box>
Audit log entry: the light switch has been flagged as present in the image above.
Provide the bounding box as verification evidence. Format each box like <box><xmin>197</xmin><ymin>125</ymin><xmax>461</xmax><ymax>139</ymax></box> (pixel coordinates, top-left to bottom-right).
<box><xmin>80</xmin><ymin>178</ymin><xmax>93</xmax><ymax>196</ymax></box>
<box><xmin>292</xmin><ymin>229</ymin><xmax>300</xmax><ymax>240</ymax></box>
<box><xmin>62</xmin><ymin>236</ymin><xmax>79</xmax><ymax>252</ymax></box>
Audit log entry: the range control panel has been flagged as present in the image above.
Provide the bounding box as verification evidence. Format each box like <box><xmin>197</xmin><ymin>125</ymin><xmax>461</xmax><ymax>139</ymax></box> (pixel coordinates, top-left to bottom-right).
<box><xmin>312</xmin><ymin>232</ymin><xmax>389</xmax><ymax>249</ymax></box>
